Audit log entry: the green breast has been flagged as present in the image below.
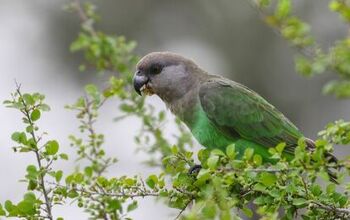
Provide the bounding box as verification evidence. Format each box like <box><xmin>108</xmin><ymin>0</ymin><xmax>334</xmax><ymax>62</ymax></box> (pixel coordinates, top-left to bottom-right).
<box><xmin>187</xmin><ymin>105</ymin><xmax>234</xmax><ymax>150</ymax></box>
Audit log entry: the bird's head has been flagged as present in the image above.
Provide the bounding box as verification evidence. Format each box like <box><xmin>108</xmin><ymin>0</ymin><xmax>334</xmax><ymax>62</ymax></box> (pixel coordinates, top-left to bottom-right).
<box><xmin>133</xmin><ymin>52</ymin><xmax>200</xmax><ymax>102</ymax></box>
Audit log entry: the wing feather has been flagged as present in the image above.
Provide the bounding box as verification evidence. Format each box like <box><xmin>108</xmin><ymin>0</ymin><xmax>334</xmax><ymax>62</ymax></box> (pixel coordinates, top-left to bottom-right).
<box><xmin>199</xmin><ymin>78</ymin><xmax>302</xmax><ymax>152</ymax></box>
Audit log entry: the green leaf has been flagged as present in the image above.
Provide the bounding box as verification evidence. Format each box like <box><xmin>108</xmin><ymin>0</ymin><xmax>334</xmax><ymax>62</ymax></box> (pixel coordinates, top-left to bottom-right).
<box><xmin>30</xmin><ymin>109</ymin><xmax>41</xmax><ymax>121</ymax></box>
<box><xmin>198</xmin><ymin>149</ymin><xmax>210</xmax><ymax>165</ymax></box>
<box><xmin>310</xmin><ymin>185</ymin><xmax>322</xmax><ymax>196</ymax></box>
<box><xmin>59</xmin><ymin>153</ymin><xmax>69</xmax><ymax>160</ymax></box>
<box><xmin>295</xmin><ymin>56</ymin><xmax>312</xmax><ymax>76</ymax></box>
<box><xmin>107</xmin><ymin>199</ymin><xmax>122</xmax><ymax>211</ymax></box>
<box><xmin>226</xmin><ymin>144</ymin><xmax>236</xmax><ymax>160</ymax></box>
<box><xmin>4</xmin><ymin>200</ymin><xmax>14</xmax><ymax>212</ymax></box>
<box><xmin>45</xmin><ymin>140</ymin><xmax>59</xmax><ymax>155</ymax></box>
<box><xmin>329</xmin><ymin>1</ymin><xmax>341</xmax><ymax>11</ymax></box>
<box><xmin>254</xmin><ymin>196</ymin><xmax>266</xmax><ymax>205</ymax></box>
<box><xmin>74</xmin><ymin>173</ymin><xmax>84</xmax><ymax>183</ymax></box>
<box><xmin>242</xmin><ymin>206</ymin><xmax>253</xmax><ymax>218</ymax></box>
<box><xmin>26</xmin><ymin>165</ymin><xmax>38</xmax><ymax>180</ymax></box>
<box><xmin>38</xmin><ymin>103</ymin><xmax>50</xmax><ymax>111</ymax></box>
<box><xmin>84</xmin><ymin>167</ymin><xmax>93</xmax><ymax>178</ymax></box>
<box><xmin>124</xmin><ymin>178</ymin><xmax>136</xmax><ymax>187</ymax></box>
<box><xmin>243</xmin><ymin>148</ymin><xmax>254</xmax><ymax>160</ymax></box>
<box><xmin>146</xmin><ymin>175</ymin><xmax>158</xmax><ymax>189</ymax></box>
<box><xmin>55</xmin><ymin>170</ymin><xmax>63</xmax><ymax>182</ymax></box>
<box><xmin>259</xmin><ymin>172</ymin><xmax>277</xmax><ymax>187</ymax></box>
<box><xmin>276</xmin><ymin>0</ymin><xmax>291</xmax><ymax>18</ymax></box>
<box><xmin>253</xmin><ymin>154</ymin><xmax>263</xmax><ymax>166</ymax></box>
<box><xmin>211</xmin><ymin>149</ymin><xmax>225</xmax><ymax>156</ymax></box>
<box><xmin>207</xmin><ymin>155</ymin><xmax>219</xmax><ymax>170</ymax></box>
<box><xmin>276</xmin><ymin>142</ymin><xmax>286</xmax><ymax>153</ymax></box>
<box><xmin>127</xmin><ymin>201</ymin><xmax>138</xmax><ymax>212</ymax></box>
<box><xmin>23</xmin><ymin>94</ymin><xmax>35</xmax><ymax>105</ymax></box>
<box><xmin>326</xmin><ymin>183</ymin><xmax>336</xmax><ymax>194</ymax></box>
<box><xmin>292</xmin><ymin>198</ymin><xmax>307</xmax><ymax>206</ymax></box>
<box><xmin>85</xmin><ymin>84</ymin><xmax>98</xmax><ymax>96</ymax></box>
<box><xmin>23</xmin><ymin>192</ymin><xmax>36</xmax><ymax>202</ymax></box>
<box><xmin>17</xmin><ymin>200</ymin><xmax>35</xmax><ymax>215</ymax></box>
<box><xmin>0</xmin><ymin>204</ymin><xmax>6</xmax><ymax>216</ymax></box>
<box><xmin>194</xmin><ymin>169</ymin><xmax>211</xmax><ymax>187</ymax></box>
<box><xmin>27</xmin><ymin>180</ymin><xmax>37</xmax><ymax>190</ymax></box>
<box><xmin>67</xmin><ymin>190</ymin><xmax>79</xmax><ymax>198</ymax></box>
<box><xmin>11</xmin><ymin>132</ymin><xmax>27</xmax><ymax>144</ymax></box>
<box><xmin>202</xmin><ymin>201</ymin><xmax>217</xmax><ymax>218</ymax></box>
<box><xmin>173</xmin><ymin>173</ymin><xmax>192</xmax><ymax>188</ymax></box>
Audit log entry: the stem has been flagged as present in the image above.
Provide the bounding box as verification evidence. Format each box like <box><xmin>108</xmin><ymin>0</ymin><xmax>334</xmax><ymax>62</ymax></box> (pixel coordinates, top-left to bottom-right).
<box><xmin>312</xmin><ymin>201</ymin><xmax>350</xmax><ymax>218</ymax></box>
<box><xmin>16</xmin><ymin>84</ymin><xmax>53</xmax><ymax>220</ymax></box>
<box><xmin>72</xmin><ymin>0</ymin><xmax>97</xmax><ymax>36</ymax></box>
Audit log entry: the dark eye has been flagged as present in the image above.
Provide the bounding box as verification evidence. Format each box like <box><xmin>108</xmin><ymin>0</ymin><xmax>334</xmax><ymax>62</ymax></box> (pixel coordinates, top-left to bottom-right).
<box><xmin>150</xmin><ymin>64</ymin><xmax>162</xmax><ymax>74</ymax></box>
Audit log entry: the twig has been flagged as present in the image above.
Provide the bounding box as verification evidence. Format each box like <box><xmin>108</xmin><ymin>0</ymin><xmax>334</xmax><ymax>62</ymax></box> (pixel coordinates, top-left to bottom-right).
<box><xmin>312</xmin><ymin>201</ymin><xmax>350</xmax><ymax>218</ymax></box>
<box><xmin>16</xmin><ymin>83</ymin><xmax>53</xmax><ymax>220</ymax></box>
<box><xmin>245</xmin><ymin>0</ymin><xmax>316</xmax><ymax>58</ymax></box>
<box><xmin>72</xmin><ymin>0</ymin><xmax>97</xmax><ymax>36</ymax></box>
<box><xmin>174</xmin><ymin>198</ymin><xmax>193</xmax><ymax>220</ymax></box>
<box><xmin>47</xmin><ymin>181</ymin><xmax>160</xmax><ymax>198</ymax></box>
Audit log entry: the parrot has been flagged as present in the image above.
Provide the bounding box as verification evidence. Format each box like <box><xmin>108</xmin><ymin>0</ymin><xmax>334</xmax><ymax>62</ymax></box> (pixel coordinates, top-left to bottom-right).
<box><xmin>133</xmin><ymin>52</ymin><xmax>337</xmax><ymax>179</ymax></box>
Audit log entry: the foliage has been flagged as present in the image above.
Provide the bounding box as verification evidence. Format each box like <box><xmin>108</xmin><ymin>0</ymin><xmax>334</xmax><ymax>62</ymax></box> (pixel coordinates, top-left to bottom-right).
<box><xmin>1</xmin><ymin>0</ymin><xmax>350</xmax><ymax>220</ymax></box>
<box><xmin>253</xmin><ymin>0</ymin><xmax>350</xmax><ymax>98</ymax></box>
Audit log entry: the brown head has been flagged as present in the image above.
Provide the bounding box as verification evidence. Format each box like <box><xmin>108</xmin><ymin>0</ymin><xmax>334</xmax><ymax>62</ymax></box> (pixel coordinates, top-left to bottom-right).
<box><xmin>133</xmin><ymin>52</ymin><xmax>203</xmax><ymax>102</ymax></box>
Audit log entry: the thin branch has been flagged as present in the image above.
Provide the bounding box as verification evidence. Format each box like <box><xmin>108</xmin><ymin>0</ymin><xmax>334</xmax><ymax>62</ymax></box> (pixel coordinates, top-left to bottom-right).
<box><xmin>312</xmin><ymin>201</ymin><xmax>350</xmax><ymax>218</ymax></box>
<box><xmin>16</xmin><ymin>83</ymin><xmax>53</xmax><ymax>220</ymax></box>
<box><xmin>245</xmin><ymin>0</ymin><xmax>316</xmax><ymax>57</ymax></box>
<box><xmin>72</xmin><ymin>0</ymin><xmax>97</xmax><ymax>36</ymax></box>
<box><xmin>47</xmin><ymin>181</ymin><xmax>159</xmax><ymax>198</ymax></box>
<box><xmin>174</xmin><ymin>198</ymin><xmax>194</xmax><ymax>220</ymax></box>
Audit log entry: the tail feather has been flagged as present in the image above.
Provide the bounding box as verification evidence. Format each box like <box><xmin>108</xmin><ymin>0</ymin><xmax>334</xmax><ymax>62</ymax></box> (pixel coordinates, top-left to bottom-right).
<box><xmin>305</xmin><ymin>138</ymin><xmax>339</xmax><ymax>183</ymax></box>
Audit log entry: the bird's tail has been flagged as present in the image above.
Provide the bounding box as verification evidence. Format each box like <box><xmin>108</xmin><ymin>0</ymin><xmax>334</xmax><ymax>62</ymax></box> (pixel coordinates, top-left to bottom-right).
<box><xmin>305</xmin><ymin>138</ymin><xmax>339</xmax><ymax>183</ymax></box>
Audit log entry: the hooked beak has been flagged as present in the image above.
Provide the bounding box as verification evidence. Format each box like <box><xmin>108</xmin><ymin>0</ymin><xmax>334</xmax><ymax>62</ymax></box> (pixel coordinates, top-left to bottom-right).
<box><xmin>133</xmin><ymin>71</ymin><xmax>149</xmax><ymax>96</ymax></box>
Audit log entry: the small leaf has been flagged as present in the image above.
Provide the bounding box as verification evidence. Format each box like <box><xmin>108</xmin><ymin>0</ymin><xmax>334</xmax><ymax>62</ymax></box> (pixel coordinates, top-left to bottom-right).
<box><xmin>207</xmin><ymin>155</ymin><xmax>219</xmax><ymax>170</ymax></box>
<box><xmin>276</xmin><ymin>142</ymin><xmax>286</xmax><ymax>153</ymax></box>
<box><xmin>67</xmin><ymin>190</ymin><xmax>79</xmax><ymax>198</ymax></box>
<box><xmin>84</xmin><ymin>167</ymin><xmax>93</xmax><ymax>178</ymax></box>
<box><xmin>127</xmin><ymin>201</ymin><xmax>138</xmax><ymax>212</ymax></box>
<box><xmin>4</xmin><ymin>200</ymin><xmax>14</xmax><ymax>212</ymax></box>
<box><xmin>226</xmin><ymin>144</ymin><xmax>236</xmax><ymax>160</ymax></box>
<box><xmin>259</xmin><ymin>172</ymin><xmax>277</xmax><ymax>187</ymax></box>
<box><xmin>202</xmin><ymin>201</ymin><xmax>217</xmax><ymax>218</ymax></box>
<box><xmin>30</xmin><ymin>109</ymin><xmax>41</xmax><ymax>121</ymax></box>
<box><xmin>242</xmin><ymin>207</ymin><xmax>253</xmax><ymax>218</ymax></box>
<box><xmin>244</xmin><ymin>148</ymin><xmax>254</xmax><ymax>160</ymax></box>
<box><xmin>253</xmin><ymin>154</ymin><xmax>263</xmax><ymax>166</ymax></box>
<box><xmin>146</xmin><ymin>175</ymin><xmax>158</xmax><ymax>189</ymax></box>
<box><xmin>55</xmin><ymin>170</ymin><xmax>63</xmax><ymax>182</ymax></box>
<box><xmin>0</xmin><ymin>204</ymin><xmax>5</xmax><ymax>216</ymax></box>
<box><xmin>45</xmin><ymin>140</ymin><xmax>59</xmax><ymax>155</ymax></box>
<box><xmin>23</xmin><ymin>192</ymin><xmax>36</xmax><ymax>202</ymax></box>
<box><xmin>327</xmin><ymin>184</ymin><xmax>336</xmax><ymax>194</ymax></box>
<box><xmin>292</xmin><ymin>198</ymin><xmax>307</xmax><ymax>206</ymax></box>
<box><xmin>59</xmin><ymin>153</ymin><xmax>68</xmax><ymax>160</ymax></box>
<box><xmin>23</xmin><ymin>94</ymin><xmax>35</xmax><ymax>105</ymax></box>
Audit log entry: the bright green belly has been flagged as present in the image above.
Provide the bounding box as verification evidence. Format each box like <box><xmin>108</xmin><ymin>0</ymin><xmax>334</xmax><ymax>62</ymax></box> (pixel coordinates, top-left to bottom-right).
<box><xmin>188</xmin><ymin>107</ymin><xmax>274</xmax><ymax>161</ymax></box>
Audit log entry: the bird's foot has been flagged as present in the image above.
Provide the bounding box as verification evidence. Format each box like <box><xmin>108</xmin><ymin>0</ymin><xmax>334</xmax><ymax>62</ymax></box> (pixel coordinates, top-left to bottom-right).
<box><xmin>188</xmin><ymin>164</ymin><xmax>202</xmax><ymax>175</ymax></box>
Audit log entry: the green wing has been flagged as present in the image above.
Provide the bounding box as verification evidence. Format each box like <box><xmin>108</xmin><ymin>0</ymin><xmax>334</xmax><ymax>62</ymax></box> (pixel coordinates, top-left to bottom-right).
<box><xmin>199</xmin><ymin>78</ymin><xmax>303</xmax><ymax>153</ymax></box>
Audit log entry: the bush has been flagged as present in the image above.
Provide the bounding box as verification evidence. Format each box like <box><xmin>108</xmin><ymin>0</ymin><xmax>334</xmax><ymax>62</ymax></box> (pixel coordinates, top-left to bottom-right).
<box><xmin>1</xmin><ymin>1</ymin><xmax>350</xmax><ymax>219</ymax></box>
